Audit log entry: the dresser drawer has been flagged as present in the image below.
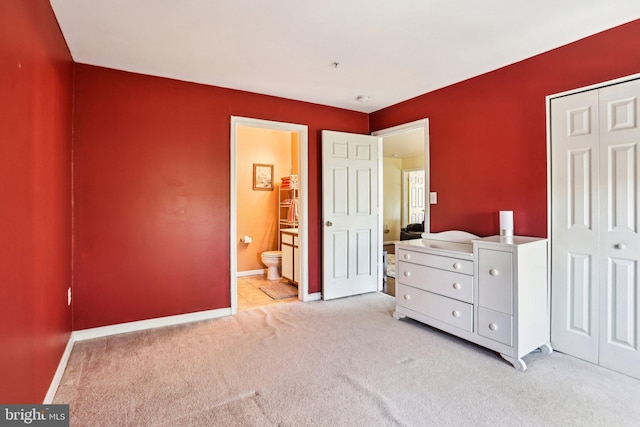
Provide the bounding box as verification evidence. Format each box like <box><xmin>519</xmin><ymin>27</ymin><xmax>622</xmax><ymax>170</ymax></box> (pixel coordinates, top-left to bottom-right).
<box><xmin>477</xmin><ymin>307</ymin><xmax>513</xmax><ymax>346</ymax></box>
<box><xmin>397</xmin><ymin>249</ymin><xmax>473</xmax><ymax>275</ymax></box>
<box><xmin>397</xmin><ymin>262</ymin><xmax>473</xmax><ymax>303</ymax></box>
<box><xmin>396</xmin><ymin>284</ymin><xmax>473</xmax><ymax>332</ymax></box>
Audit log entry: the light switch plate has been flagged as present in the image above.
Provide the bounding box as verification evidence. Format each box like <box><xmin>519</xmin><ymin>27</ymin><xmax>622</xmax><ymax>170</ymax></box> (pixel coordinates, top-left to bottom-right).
<box><xmin>429</xmin><ymin>192</ymin><xmax>437</xmax><ymax>204</ymax></box>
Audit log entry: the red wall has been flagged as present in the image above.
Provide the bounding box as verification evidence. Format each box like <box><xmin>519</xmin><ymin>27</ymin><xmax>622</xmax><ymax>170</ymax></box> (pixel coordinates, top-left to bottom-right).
<box><xmin>73</xmin><ymin>65</ymin><xmax>368</xmax><ymax>329</ymax></box>
<box><xmin>0</xmin><ymin>1</ymin><xmax>73</xmax><ymax>403</ymax></box>
<box><xmin>371</xmin><ymin>19</ymin><xmax>640</xmax><ymax>238</ymax></box>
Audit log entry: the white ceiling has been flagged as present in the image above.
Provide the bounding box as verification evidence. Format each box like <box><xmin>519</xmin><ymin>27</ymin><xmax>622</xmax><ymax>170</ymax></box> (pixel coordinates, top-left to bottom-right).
<box><xmin>50</xmin><ymin>1</ymin><xmax>640</xmax><ymax>113</ymax></box>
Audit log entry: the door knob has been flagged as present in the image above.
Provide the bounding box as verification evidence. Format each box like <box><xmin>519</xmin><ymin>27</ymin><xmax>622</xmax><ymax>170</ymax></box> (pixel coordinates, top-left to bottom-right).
<box><xmin>614</xmin><ymin>243</ymin><xmax>626</xmax><ymax>249</ymax></box>
<box><xmin>325</xmin><ymin>221</ymin><xmax>333</xmax><ymax>227</ymax></box>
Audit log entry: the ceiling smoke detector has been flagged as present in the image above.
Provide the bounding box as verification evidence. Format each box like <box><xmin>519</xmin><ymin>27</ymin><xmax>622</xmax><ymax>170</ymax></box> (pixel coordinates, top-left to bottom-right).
<box><xmin>356</xmin><ymin>95</ymin><xmax>370</xmax><ymax>102</ymax></box>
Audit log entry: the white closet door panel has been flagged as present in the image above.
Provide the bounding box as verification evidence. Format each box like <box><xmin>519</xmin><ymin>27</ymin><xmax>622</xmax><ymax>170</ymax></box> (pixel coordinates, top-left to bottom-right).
<box><xmin>598</xmin><ymin>79</ymin><xmax>640</xmax><ymax>379</ymax></box>
<box><xmin>551</xmin><ymin>90</ymin><xmax>601</xmax><ymax>363</ymax></box>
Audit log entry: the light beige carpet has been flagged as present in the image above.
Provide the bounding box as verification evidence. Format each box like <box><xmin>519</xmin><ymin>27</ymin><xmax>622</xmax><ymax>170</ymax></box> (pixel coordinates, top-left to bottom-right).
<box><xmin>54</xmin><ymin>293</ymin><xmax>640</xmax><ymax>426</ymax></box>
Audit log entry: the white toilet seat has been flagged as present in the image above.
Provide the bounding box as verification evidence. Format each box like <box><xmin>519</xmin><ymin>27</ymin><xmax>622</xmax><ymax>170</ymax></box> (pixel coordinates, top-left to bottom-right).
<box><xmin>262</xmin><ymin>250</ymin><xmax>282</xmax><ymax>258</ymax></box>
<box><xmin>261</xmin><ymin>251</ymin><xmax>282</xmax><ymax>280</ymax></box>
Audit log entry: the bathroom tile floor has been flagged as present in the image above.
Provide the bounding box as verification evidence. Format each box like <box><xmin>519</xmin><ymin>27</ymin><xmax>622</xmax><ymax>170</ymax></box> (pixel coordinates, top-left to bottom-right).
<box><xmin>237</xmin><ymin>274</ymin><xmax>298</xmax><ymax>311</ymax></box>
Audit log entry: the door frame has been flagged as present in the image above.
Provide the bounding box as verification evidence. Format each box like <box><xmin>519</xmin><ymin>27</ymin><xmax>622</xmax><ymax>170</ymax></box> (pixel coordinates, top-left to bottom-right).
<box><xmin>230</xmin><ymin>116</ymin><xmax>309</xmax><ymax>314</ymax></box>
<box><xmin>372</xmin><ymin>118</ymin><xmax>430</xmax><ymax>291</ymax></box>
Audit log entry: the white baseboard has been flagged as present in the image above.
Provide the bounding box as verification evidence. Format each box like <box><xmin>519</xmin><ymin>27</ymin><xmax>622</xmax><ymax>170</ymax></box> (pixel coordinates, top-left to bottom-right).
<box><xmin>73</xmin><ymin>307</ymin><xmax>232</xmax><ymax>342</ymax></box>
<box><xmin>304</xmin><ymin>292</ymin><xmax>322</xmax><ymax>302</ymax></box>
<box><xmin>237</xmin><ymin>269</ymin><xmax>266</xmax><ymax>277</ymax></box>
<box><xmin>43</xmin><ymin>335</ymin><xmax>75</xmax><ymax>404</ymax></box>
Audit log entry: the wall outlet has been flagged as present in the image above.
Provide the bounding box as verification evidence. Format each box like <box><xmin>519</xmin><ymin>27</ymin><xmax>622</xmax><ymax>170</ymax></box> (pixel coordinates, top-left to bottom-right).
<box><xmin>67</xmin><ymin>287</ymin><xmax>72</xmax><ymax>306</ymax></box>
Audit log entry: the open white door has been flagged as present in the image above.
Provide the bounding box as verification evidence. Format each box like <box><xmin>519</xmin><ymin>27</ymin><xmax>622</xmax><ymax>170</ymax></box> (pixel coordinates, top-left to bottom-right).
<box><xmin>322</xmin><ymin>130</ymin><xmax>379</xmax><ymax>300</ymax></box>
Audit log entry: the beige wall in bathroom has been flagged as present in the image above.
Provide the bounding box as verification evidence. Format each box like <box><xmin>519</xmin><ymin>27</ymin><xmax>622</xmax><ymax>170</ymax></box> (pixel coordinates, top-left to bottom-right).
<box><xmin>237</xmin><ymin>126</ymin><xmax>294</xmax><ymax>272</ymax></box>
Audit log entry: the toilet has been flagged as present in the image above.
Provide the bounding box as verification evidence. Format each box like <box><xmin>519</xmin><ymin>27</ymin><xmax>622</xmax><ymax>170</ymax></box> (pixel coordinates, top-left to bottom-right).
<box><xmin>261</xmin><ymin>250</ymin><xmax>282</xmax><ymax>280</ymax></box>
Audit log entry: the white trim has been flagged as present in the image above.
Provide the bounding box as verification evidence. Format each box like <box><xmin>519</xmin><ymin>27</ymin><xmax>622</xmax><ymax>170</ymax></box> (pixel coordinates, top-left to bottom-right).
<box><xmin>73</xmin><ymin>308</ymin><xmax>231</xmax><ymax>341</ymax></box>
<box><xmin>546</xmin><ymin>72</ymin><xmax>640</xmax><ymax>101</ymax></box>
<box><xmin>230</xmin><ymin>116</ymin><xmax>310</xmax><ymax>310</ymax></box>
<box><xmin>237</xmin><ymin>269</ymin><xmax>266</xmax><ymax>277</ymax></box>
<box><xmin>306</xmin><ymin>292</ymin><xmax>322</xmax><ymax>301</ymax></box>
<box><xmin>42</xmin><ymin>336</ymin><xmax>74</xmax><ymax>404</ymax></box>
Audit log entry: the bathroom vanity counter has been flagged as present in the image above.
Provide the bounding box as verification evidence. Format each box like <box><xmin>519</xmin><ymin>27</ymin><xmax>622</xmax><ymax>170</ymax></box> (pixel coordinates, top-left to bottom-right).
<box><xmin>280</xmin><ymin>229</ymin><xmax>299</xmax><ymax>284</ymax></box>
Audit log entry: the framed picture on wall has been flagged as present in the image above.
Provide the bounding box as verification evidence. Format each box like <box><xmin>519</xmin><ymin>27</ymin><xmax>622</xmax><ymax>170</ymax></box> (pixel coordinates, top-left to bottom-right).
<box><xmin>253</xmin><ymin>163</ymin><xmax>273</xmax><ymax>191</ymax></box>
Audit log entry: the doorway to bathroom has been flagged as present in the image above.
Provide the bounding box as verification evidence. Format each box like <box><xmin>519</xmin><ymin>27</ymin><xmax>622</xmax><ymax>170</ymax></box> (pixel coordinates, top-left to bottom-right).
<box><xmin>230</xmin><ymin>117</ymin><xmax>309</xmax><ymax>314</ymax></box>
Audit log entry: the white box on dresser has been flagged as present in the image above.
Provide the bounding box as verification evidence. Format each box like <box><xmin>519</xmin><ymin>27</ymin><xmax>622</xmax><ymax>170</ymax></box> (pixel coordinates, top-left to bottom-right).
<box><xmin>393</xmin><ymin>232</ymin><xmax>552</xmax><ymax>371</ymax></box>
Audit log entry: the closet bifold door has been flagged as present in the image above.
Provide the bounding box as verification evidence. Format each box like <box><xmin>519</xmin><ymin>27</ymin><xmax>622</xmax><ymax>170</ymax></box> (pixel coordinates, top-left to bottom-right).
<box><xmin>597</xmin><ymin>79</ymin><xmax>640</xmax><ymax>379</ymax></box>
<box><xmin>551</xmin><ymin>78</ymin><xmax>640</xmax><ymax>380</ymax></box>
<box><xmin>550</xmin><ymin>89</ymin><xmax>600</xmax><ymax>364</ymax></box>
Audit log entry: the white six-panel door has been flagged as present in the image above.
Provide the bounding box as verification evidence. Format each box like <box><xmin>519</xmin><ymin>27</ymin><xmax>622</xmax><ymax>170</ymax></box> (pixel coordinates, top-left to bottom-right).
<box><xmin>551</xmin><ymin>78</ymin><xmax>640</xmax><ymax>379</ymax></box>
<box><xmin>322</xmin><ymin>130</ymin><xmax>379</xmax><ymax>300</ymax></box>
<box><xmin>408</xmin><ymin>170</ymin><xmax>425</xmax><ymax>225</ymax></box>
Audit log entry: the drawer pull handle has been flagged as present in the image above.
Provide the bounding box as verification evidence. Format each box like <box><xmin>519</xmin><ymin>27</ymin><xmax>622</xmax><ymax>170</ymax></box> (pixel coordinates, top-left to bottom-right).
<box><xmin>489</xmin><ymin>323</ymin><xmax>498</xmax><ymax>331</ymax></box>
<box><xmin>403</xmin><ymin>294</ymin><xmax>411</xmax><ymax>301</ymax></box>
<box><xmin>403</xmin><ymin>253</ymin><xmax>411</xmax><ymax>260</ymax></box>
<box><xmin>489</xmin><ymin>269</ymin><xmax>499</xmax><ymax>276</ymax></box>
<box><xmin>453</xmin><ymin>263</ymin><xmax>461</xmax><ymax>270</ymax></box>
<box><xmin>452</xmin><ymin>283</ymin><xmax>461</xmax><ymax>290</ymax></box>
<box><xmin>452</xmin><ymin>310</ymin><xmax>460</xmax><ymax>318</ymax></box>
<box><xmin>404</xmin><ymin>271</ymin><xmax>411</xmax><ymax>277</ymax></box>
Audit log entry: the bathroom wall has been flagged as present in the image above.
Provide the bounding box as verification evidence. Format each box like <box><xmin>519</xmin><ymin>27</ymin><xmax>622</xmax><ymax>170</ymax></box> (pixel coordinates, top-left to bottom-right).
<box><xmin>237</xmin><ymin>126</ymin><xmax>294</xmax><ymax>272</ymax></box>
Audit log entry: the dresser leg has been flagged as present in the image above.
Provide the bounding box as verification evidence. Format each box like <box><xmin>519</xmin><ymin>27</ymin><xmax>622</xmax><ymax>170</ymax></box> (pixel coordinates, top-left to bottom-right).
<box><xmin>540</xmin><ymin>342</ymin><xmax>553</xmax><ymax>354</ymax></box>
<box><xmin>393</xmin><ymin>311</ymin><xmax>405</xmax><ymax>320</ymax></box>
<box><xmin>500</xmin><ymin>354</ymin><xmax>527</xmax><ymax>371</ymax></box>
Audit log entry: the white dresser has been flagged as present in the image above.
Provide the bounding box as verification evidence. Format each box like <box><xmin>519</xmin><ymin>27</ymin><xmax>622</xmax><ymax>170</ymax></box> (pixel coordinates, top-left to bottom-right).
<box><xmin>394</xmin><ymin>234</ymin><xmax>552</xmax><ymax>371</ymax></box>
